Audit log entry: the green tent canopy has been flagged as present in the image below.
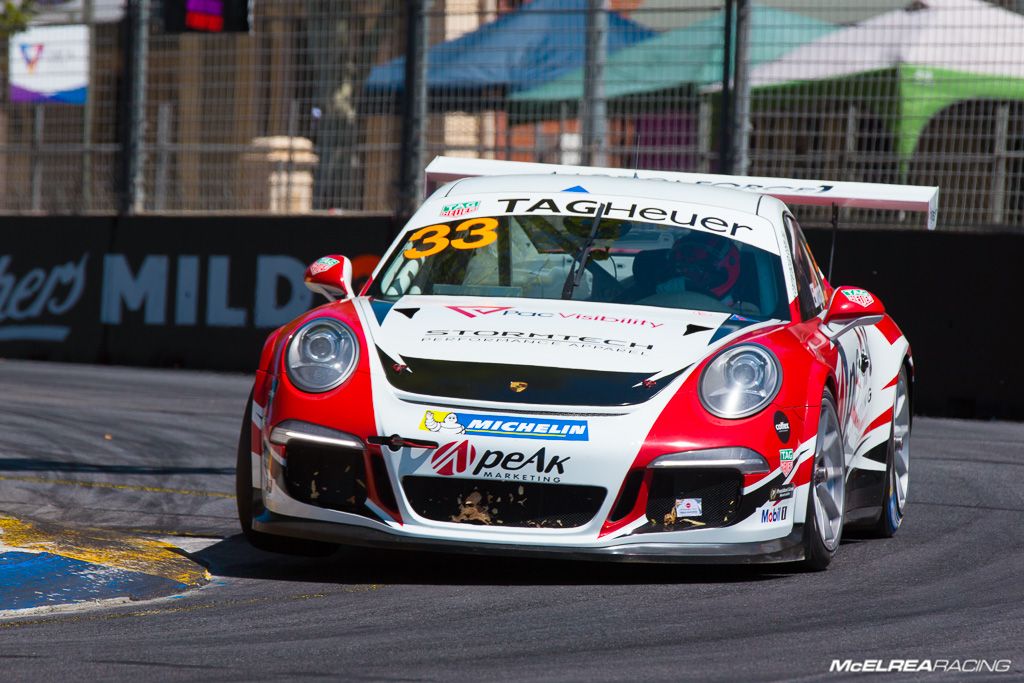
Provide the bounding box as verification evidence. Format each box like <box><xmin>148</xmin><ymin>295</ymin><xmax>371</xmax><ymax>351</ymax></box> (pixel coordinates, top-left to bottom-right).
<box><xmin>508</xmin><ymin>5</ymin><xmax>836</xmax><ymax>108</ymax></box>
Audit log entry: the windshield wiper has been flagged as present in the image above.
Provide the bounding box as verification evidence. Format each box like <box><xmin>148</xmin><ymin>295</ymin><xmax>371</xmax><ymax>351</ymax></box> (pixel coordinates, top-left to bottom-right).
<box><xmin>561</xmin><ymin>202</ymin><xmax>606</xmax><ymax>300</ymax></box>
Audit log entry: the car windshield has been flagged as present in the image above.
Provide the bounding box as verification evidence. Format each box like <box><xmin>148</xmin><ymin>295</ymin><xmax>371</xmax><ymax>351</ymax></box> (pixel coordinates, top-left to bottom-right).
<box><xmin>369</xmin><ymin>213</ymin><xmax>790</xmax><ymax>319</ymax></box>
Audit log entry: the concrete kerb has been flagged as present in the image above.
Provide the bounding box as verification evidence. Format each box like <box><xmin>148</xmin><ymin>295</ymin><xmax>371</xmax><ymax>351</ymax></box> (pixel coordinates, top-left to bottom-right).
<box><xmin>0</xmin><ymin>514</ymin><xmax>210</xmax><ymax>614</ymax></box>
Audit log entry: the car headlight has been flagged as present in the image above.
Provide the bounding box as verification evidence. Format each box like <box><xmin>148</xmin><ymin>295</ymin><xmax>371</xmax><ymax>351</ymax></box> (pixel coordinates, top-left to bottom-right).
<box><xmin>699</xmin><ymin>344</ymin><xmax>781</xmax><ymax>419</ymax></box>
<box><xmin>286</xmin><ymin>318</ymin><xmax>359</xmax><ymax>392</ymax></box>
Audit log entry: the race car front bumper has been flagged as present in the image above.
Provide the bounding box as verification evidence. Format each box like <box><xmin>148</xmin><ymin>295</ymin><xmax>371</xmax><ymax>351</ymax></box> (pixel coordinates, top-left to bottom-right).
<box><xmin>253</xmin><ymin>509</ymin><xmax>807</xmax><ymax>564</ymax></box>
<box><xmin>257</xmin><ymin>418</ymin><xmax>808</xmax><ymax>564</ymax></box>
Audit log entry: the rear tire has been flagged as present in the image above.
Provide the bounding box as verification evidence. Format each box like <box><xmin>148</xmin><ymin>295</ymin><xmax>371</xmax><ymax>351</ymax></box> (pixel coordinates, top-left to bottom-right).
<box><xmin>801</xmin><ymin>388</ymin><xmax>845</xmax><ymax>571</ymax></box>
<box><xmin>870</xmin><ymin>367</ymin><xmax>910</xmax><ymax>538</ymax></box>
<box><xmin>236</xmin><ymin>392</ymin><xmax>338</xmax><ymax>557</ymax></box>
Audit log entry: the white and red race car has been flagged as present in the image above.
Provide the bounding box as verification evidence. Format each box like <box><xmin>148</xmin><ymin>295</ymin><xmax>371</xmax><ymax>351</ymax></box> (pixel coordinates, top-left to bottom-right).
<box><xmin>237</xmin><ymin>157</ymin><xmax>936</xmax><ymax>569</ymax></box>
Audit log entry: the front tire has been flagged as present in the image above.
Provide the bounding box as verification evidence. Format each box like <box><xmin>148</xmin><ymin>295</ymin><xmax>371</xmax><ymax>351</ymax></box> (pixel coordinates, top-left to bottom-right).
<box><xmin>236</xmin><ymin>392</ymin><xmax>338</xmax><ymax>557</ymax></box>
<box><xmin>801</xmin><ymin>388</ymin><xmax>846</xmax><ymax>571</ymax></box>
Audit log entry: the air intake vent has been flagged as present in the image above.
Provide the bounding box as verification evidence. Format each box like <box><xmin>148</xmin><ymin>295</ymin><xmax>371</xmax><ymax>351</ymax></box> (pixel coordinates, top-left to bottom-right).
<box><xmin>284</xmin><ymin>441</ymin><xmax>367</xmax><ymax>513</ymax></box>
<box><xmin>640</xmin><ymin>468</ymin><xmax>742</xmax><ymax>532</ymax></box>
<box><xmin>402</xmin><ymin>476</ymin><xmax>605</xmax><ymax>528</ymax></box>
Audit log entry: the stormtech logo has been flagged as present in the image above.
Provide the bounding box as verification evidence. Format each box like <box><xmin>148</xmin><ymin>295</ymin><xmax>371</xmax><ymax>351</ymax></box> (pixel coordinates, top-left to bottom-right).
<box><xmin>428</xmin><ymin>441</ymin><xmax>570</xmax><ymax>483</ymax></box>
<box><xmin>423</xmin><ymin>329</ymin><xmax>654</xmax><ymax>354</ymax></box>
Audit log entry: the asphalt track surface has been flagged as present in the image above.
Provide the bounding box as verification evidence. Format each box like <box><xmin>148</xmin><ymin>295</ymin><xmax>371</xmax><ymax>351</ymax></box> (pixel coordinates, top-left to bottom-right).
<box><xmin>0</xmin><ymin>359</ymin><xmax>1021</xmax><ymax>681</ymax></box>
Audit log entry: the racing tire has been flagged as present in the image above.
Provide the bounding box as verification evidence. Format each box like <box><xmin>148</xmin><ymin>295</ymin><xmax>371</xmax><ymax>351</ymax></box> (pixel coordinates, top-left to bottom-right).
<box><xmin>801</xmin><ymin>388</ymin><xmax>845</xmax><ymax>571</ymax></box>
<box><xmin>869</xmin><ymin>366</ymin><xmax>911</xmax><ymax>538</ymax></box>
<box><xmin>236</xmin><ymin>392</ymin><xmax>338</xmax><ymax>557</ymax></box>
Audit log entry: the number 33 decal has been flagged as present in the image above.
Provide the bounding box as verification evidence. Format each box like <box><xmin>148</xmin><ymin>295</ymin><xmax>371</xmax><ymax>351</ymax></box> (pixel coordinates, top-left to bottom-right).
<box><xmin>403</xmin><ymin>217</ymin><xmax>499</xmax><ymax>259</ymax></box>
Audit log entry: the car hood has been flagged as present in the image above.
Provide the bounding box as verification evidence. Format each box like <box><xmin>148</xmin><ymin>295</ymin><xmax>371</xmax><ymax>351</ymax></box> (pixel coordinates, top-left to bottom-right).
<box><xmin>355</xmin><ymin>296</ymin><xmax>775</xmax><ymax>407</ymax></box>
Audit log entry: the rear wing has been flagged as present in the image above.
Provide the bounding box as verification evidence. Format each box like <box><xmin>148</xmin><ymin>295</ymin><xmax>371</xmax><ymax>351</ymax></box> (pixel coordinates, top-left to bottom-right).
<box><xmin>424</xmin><ymin>156</ymin><xmax>939</xmax><ymax>230</ymax></box>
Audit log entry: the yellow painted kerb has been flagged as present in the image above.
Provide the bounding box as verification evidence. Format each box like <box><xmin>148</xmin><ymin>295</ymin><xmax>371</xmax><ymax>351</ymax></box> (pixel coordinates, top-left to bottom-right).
<box><xmin>0</xmin><ymin>516</ymin><xmax>210</xmax><ymax>587</ymax></box>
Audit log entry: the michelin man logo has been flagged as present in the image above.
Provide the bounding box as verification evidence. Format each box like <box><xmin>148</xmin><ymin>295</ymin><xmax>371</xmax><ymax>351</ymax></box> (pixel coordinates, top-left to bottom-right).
<box><xmin>422</xmin><ymin>410</ymin><xmax>466</xmax><ymax>435</ymax></box>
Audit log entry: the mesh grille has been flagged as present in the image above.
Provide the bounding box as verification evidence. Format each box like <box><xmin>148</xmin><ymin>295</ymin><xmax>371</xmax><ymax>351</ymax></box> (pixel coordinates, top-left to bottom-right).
<box><xmin>284</xmin><ymin>442</ymin><xmax>367</xmax><ymax>513</ymax></box>
<box><xmin>640</xmin><ymin>468</ymin><xmax>742</xmax><ymax>533</ymax></box>
<box><xmin>402</xmin><ymin>476</ymin><xmax>605</xmax><ymax>529</ymax></box>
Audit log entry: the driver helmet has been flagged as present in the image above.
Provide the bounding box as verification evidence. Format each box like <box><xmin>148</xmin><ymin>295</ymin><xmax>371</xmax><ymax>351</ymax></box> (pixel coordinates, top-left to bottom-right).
<box><xmin>669</xmin><ymin>231</ymin><xmax>741</xmax><ymax>298</ymax></box>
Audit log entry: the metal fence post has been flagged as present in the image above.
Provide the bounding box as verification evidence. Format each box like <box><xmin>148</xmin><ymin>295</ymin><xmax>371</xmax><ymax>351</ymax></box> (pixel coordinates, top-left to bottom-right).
<box><xmin>82</xmin><ymin>0</ymin><xmax>96</xmax><ymax>211</ymax></box>
<box><xmin>993</xmin><ymin>104</ymin><xmax>1009</xmax><ymax>224</ymax></box>
<box><xmin>718</xmin><ymin>0</ymin><xmax>734</xmax><ymax>174</ymax></box>
<box><xmin>398</xmin><ymin>0</ymin><xmax>430</xmax><ymax>220</ymax></box>
<box><xmin>733</xmin><ymin>0</ymin><xmax>751</xmax><ymax>176</ymax></box>
<box><xmin>581</xmin><ymin>0</ymin><xmax>608</xmax><ymax>167</ymax></box>
<box><xmin>287</xmin><ymin>99</ymin><xmax>299</xmax><ymax>212</ymax></box>
<box><xmin>31</xmin><ymin>106</ymin><xmax>44</xmax><ymax>212</ymax></box>
<box><xmin>844</xmin><ymin>104</ymin><xmax>858</xmax><ymax>182</ymax></box>
<box><xmin>698</xmin><ymin>98</ymin><xmax>711</xmax><ymax>173</ymax></box>
<box><xmin>121</xmin><ymin>0</ymin><xmax>150</xmax><ymax>215</ymax></box>
<box><xmin>154</xmin><ymin>102</ymin><xmax>172</xmax><ymax>211</ymax></box>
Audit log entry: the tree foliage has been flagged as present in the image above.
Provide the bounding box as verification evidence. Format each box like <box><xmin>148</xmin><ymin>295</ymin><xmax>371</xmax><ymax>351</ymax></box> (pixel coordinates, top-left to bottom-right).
<box><xmin>0</xmin><ymin>0</ymin><xmax>36</xmax><ymax>37</ymax></box>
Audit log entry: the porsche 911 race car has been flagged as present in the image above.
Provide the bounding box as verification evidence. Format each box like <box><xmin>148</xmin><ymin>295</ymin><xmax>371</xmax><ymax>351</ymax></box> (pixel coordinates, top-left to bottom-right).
<box><xmin>236</xmin><ymin>157</ymin><xmax>936</xmax><ymax>569</ymax></box>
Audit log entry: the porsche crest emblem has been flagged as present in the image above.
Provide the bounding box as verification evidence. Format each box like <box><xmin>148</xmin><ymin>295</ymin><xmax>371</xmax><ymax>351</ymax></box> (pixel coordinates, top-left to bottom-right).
<box><xmin>509</xmin><ymin>381</ymin><xmax>528</xmax><ymax>393</ymax></box>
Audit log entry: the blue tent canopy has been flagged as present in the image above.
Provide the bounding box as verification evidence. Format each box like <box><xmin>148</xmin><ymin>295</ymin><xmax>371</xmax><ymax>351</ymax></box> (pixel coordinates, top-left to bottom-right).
<box><xmin>365</xmin><ymin>0</ymin><xmax>654</xmax><ymax>93</ymax></box>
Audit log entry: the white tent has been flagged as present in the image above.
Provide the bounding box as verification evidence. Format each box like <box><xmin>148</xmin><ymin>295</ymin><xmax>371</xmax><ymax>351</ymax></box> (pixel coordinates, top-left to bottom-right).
<box><xmin>745</xmin><ymin>0</ymin><xmax>1024</xmax><ymax>159</ymax></box>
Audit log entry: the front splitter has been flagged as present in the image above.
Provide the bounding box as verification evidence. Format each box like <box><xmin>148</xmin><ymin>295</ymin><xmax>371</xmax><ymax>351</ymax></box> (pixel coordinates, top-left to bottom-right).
<box><xmin>254</xmin><ymin>510</ymin><xmax>806</xmax><ymax>565</ymax></box>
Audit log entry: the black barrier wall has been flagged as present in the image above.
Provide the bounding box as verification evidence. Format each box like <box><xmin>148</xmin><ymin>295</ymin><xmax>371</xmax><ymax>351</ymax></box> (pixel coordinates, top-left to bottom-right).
<box><xmin>0</xmin><ymin>217</ymin><xmax>1019</xmax><ymax>419</ymax></box>
<box><xmin>805</xmin><ymin>228</ymin><xmax>1023</xmax><ymax>420</ymax></box>
<box><xmin>0</xmin><ymin>215</ymin><xmax>396</xmax><ymax>369</ymax></box>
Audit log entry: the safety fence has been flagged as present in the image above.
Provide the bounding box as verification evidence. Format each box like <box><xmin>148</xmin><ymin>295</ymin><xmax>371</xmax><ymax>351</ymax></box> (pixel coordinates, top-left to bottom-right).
<box><xmin>2</xmin><ymin>0</ymin><xmax>1024</xmax><ymax>230</ymax></box>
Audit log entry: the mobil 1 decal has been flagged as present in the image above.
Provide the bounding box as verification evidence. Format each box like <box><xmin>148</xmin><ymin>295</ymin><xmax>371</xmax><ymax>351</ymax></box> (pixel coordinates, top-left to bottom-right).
<box><xmin>773</xmin><ymin>411</ymin><xmax>791</xmax><ymax>443</ymax></box>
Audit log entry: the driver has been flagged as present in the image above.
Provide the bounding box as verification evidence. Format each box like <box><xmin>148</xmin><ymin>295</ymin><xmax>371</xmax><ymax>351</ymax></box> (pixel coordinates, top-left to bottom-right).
<box><xmin>656</xmin><ymin>231</ymin><xmax>741</xmax><ymax>302</ymax></box>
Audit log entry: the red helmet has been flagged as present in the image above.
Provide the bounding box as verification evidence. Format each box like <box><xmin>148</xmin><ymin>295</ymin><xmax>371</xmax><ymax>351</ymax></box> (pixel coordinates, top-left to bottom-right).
<box><xmin>670</xmin><ymin>232</ymin><xmax>741</xmax><ymax>297</ymax></box>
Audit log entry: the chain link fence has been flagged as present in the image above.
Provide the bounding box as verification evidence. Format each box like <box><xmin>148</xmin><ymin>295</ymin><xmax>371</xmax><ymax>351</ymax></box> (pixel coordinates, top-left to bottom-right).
<box><xmin>2</xmin><ymin>0</ymin><xmax>1024</xmax><ymax>229</ymax></box>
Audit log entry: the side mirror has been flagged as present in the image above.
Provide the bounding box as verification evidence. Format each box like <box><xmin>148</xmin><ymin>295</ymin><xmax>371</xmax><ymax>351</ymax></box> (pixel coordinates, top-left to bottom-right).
<box><xmin>304</xmin><ymin>255</ymin><xmax>353</xmax><ymax>302</ymax></box>
<box><xmin>822</xmin><ymin>287</ymin><xmax>885</xmax><ymax>339</ymax></box>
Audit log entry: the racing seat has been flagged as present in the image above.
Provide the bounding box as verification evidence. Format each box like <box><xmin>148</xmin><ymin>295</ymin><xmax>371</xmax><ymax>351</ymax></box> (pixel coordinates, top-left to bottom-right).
<box><xmin>628</xmin><ymin>248</ymin><xmax>672</xmax><ymax>298</ymax></box>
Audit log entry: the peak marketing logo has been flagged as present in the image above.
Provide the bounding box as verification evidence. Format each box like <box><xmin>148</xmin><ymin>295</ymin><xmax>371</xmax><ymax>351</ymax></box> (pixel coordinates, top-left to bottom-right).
<box><xmin>430</xmin><ymin>441</ymin><xmax>477</xmax><ymax>476</ymax></box>
<box><xmin>427</xmin><ymin>441</ymin><xmax>571</xmax><ymax>482</ymax></box>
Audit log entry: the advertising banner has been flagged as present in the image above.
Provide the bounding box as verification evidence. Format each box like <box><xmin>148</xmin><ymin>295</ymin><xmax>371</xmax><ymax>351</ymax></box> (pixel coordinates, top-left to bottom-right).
<box><xmin>9</xmin><ymin>24</ymin><xmax>90</xmax><ymax>105</ymax></box>
<box><xmin>30</xmin><ymin>0</ymin><xmax>125</xmax><ymax>24</ymax></box>
<box><xmin>0</xmin><ymin>215</ymin><xmax>396</xmax><ymax>370</ymax></box>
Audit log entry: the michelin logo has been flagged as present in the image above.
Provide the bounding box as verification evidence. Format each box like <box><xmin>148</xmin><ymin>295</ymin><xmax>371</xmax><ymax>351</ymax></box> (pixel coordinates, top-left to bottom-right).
<box><xmin>423</xmin><ymin>411</ymin><xmax>466</xmax><ymax>434</ymax></box>
<box><xmin>420</xmin><ymin>410</ymin><xmax>589</xmax><ymax>441</ymax></box>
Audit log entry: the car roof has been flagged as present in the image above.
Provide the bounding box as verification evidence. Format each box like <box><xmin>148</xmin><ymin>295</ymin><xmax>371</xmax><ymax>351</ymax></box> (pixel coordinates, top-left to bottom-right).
<box><xmin>438</xmin><ymin>173</ymin><xmax>765</xmax><ymax>215</ymax></box>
